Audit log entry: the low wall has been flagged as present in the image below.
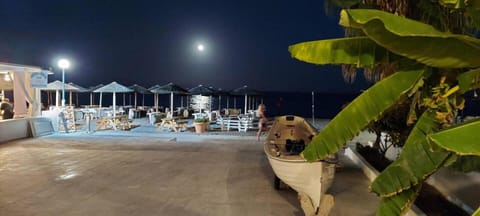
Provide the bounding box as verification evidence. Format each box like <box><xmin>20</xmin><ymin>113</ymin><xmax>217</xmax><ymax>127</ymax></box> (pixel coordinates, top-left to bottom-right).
<box><xmin>0</xmin><ymin>117</ymin><xmax>54</xmax><ymax>144</ymax></box>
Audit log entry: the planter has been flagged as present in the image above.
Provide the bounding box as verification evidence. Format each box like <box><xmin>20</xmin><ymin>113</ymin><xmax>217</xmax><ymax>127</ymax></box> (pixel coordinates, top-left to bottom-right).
<box><xmin>194</xmin><ymin>122</ymin><xmax>207</xmax><ymax>133</ymax></box>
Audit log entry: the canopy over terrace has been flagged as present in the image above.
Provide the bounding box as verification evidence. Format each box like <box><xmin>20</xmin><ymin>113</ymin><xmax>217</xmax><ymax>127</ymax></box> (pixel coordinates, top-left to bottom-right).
<box><xmin>0</xmin><ymin>62</ymin><xmax>52</xmax><ymax>117</ymax></box>
<box><xmin>150</xmin><ymin>82</ymin><xmax>188</xmax><ymax>116</ymax></box>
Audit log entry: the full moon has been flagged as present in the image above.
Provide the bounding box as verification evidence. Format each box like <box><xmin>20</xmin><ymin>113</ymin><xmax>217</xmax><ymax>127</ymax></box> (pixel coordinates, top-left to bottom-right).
<box><xmin>197</xmin><ymin>44</ymin><xmax>204</xmax><ymax>52</ymax></box>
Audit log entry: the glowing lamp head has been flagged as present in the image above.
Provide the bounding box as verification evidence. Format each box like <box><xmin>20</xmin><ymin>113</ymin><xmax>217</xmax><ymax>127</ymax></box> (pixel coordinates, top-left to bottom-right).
<box><xmin>58</xmin><ymin>59</ymin><xmax>70</xmax><ymax>69</ymax></box>
<box><xmin>4</xmin><ymin>74</ymin><xmax>11</xmax><ymax>81</ymax></box>
<box><xmin>197</xmin><ymin>44</ymin><xmax>204</xmax><ymax>52</ymax></box>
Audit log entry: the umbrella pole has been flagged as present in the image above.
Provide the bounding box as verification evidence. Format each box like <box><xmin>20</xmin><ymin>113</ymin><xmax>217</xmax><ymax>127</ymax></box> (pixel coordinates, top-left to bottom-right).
<box><xmin>113</xmin><ymin>92</ymin><xmax>117</xmax><ymax>130</ymax></box>
<box><xmin>142</xmin><ymin>94</ymin><xmax>145</xmax><ymax>107</ymax></box>
<box><xmin>170</xmin><ymin>92</ymin><xmax>173</xmax><ymax>117</ymax></box>
<box><xmin>100</xmin><ymin>92</ymin><xmax>103</xmax><ymax>107</ymax></box>
<box><xmin>90</xmin><ymin>93</ymin><xmax>93</xmax><ymax>106</ymax></box>
<box><xmin>199</xmin><ymin>95</ymin><xmax>202</xmax><ymax>114</ymax></box>
<box><xmin>98</xmin><ymin>92</ymin><xmax>102</xmax><ymax>119</ymax></box>
<box><xmin>180</xmin><ymin>96</ymin><xmax>183</xmax><ymax>108</ymax></box>
<box><xmin>123</xmin><ymin>93</ymin><xmax>126</xmax><ymax>107</ymax></box>
<box><xmin>244</xmin><ymin>94</ymin><xmax>247</xmax><ymax>114</ymax></box>
<box><xmin>155</xmin><ymin>93</ymin><xmax>158</xmax><ymax>112</ymax></box>
<box><xmin>56</xmin><ymin>90</ymin><xmax>60</xmax><ymax>107</ymax></box>
<box><xmin>134</xmin><ymin>92</ymin><xmax>137</xmax><ymax>108</ymax></box>
<box><xmin>69</xmin><ymin>91</ymin><xmax>73</xmax><ymax>106</ymax></box>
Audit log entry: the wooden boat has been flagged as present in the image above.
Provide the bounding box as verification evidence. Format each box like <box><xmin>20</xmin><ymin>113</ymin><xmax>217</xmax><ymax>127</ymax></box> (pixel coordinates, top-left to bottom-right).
<box><xmin>264</xmin><ymin>115</ymin><xmax>336</xmax><ymax>215</ymax></box>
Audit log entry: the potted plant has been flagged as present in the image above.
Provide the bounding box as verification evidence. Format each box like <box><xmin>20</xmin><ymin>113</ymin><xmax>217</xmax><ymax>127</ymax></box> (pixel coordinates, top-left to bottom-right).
<box><xmin>194</xmin><ymin>117</ymin><xmax>208</xmax><ymax>133</ymax></box>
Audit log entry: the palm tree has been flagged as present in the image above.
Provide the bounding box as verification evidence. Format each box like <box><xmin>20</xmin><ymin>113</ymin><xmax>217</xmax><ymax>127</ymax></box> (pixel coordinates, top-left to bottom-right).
<box><xmin>289</xmin><ymin>3</ymin><xmax>480</xmax><ymax>215</ymax></box>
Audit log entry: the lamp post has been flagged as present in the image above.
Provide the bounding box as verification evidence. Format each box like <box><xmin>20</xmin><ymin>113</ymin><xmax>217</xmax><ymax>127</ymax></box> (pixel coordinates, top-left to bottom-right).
<box><xmin>58</xmin><ymin>59</ymin><xmax>70</xmax><ymax>107</ymax></box>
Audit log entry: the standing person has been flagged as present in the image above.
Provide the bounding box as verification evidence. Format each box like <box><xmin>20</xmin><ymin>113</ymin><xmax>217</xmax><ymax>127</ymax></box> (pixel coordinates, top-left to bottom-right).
<box><xmin>256</xmin><ymin>104</ymin><xmax>268</xmax><ymax>141</ymax></box>
<box><xmin>0</xmin><ymin>98</ymin><xmax>14</xmax><ymax>119</ymax></box>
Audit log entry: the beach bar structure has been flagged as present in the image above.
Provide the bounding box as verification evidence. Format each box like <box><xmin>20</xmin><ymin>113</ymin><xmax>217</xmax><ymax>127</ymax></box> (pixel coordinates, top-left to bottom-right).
<box><xmin>0</xmin><ymin>62</ymin><xmax>54</xmax><ymax>144</ymax></box>
<box><xmin>0</xmin><ymin>62</ymin><xmax>52</xmax><ymax>118</ymax></box>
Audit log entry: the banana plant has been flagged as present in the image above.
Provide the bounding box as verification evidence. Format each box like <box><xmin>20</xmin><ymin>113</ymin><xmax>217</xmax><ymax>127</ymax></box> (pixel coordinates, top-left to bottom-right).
<box><xmin>289</xmin><ymin>9</ymin><xmax>480</xmax><ymax>215</ymax></box>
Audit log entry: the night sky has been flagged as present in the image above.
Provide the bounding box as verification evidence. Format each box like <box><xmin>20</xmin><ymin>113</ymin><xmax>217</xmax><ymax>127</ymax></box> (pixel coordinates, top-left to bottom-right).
<box><xmin>0</xmin><ymin>0</ymin><xmax>369</xmax><ymax>93</ymax></box>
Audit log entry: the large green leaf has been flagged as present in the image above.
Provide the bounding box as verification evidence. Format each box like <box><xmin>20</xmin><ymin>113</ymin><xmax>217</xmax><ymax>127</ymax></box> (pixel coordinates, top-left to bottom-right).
<box><xmin>376</xmin><ymin>184</ymin><xmax>422</xmax><ymax>216</ymax></box>
<box><xmin>457</xmin><ymin>68</ymin><xmax>480</xmax><ymax>93</ymax></box>
<box><xmin>428</xmin><ymin>119</ymin><xmax>480</xmax><ymax>155</ymax></box>
<box><xmin>288</xmin><ymin>37</ymin><xmax>388</xmax><ymax>67</ymax></box>
<box><xmin>301</xmin><ymin>63</ymin><xmax>425</xmax><ymax>161</ymax></box>
<box><xmin>339</xmin><ymin>9</ymin><xmax>480</xmax><ymax>68</ymax></box>
<box><xmin>371</xmin><ymin>111</ymin><xmax>451</xmax><ymax>197</ymax></box>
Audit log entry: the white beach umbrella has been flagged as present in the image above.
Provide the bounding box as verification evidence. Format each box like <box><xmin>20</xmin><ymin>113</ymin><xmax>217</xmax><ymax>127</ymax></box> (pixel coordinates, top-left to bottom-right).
<box><xmin>39</xmin><ymin>80</ymin><xmax>81</xmax><ymax>107</ymax></box>
<box><xmin>93</xmin><ymin>82</ymin><xmax>133</xmax><ymax>129</ymax></box>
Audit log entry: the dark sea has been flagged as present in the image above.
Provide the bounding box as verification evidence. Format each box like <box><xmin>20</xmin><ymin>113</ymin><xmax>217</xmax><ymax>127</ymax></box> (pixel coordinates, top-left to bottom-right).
<box><xmin>39</xmin><ymin>90</ymin><xmax>480</xmax><ymax>119</ymax></box>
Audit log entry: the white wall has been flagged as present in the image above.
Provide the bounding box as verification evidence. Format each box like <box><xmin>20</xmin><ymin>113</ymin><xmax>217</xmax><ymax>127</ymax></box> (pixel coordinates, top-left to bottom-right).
<box><xmin>0</xmin><ymin>118</ymin><xmax>31</xmax><ymax>143</ymax></box>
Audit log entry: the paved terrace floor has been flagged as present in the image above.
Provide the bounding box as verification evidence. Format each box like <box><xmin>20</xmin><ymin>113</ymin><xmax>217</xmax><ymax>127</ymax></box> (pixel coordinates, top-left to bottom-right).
<box><xmin>0</xmin><ymin>123</ymin><xmax>379</xmax><ymax>216</ymax></box>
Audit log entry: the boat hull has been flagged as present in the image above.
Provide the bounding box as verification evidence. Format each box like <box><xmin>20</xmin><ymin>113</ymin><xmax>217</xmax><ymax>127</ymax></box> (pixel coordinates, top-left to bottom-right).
<box><xmin>265</xmin><ymin>150</ymin><xmax>335</xmax><ymax>211</ymax></box>
<box><xmin>263</xmin><ymin>115</ymin><xmax>335</xmax><ymax>212</ymax></box>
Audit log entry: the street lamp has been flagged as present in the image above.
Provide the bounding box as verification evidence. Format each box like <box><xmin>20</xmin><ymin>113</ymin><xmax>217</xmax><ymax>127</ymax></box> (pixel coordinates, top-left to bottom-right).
<box><xmin>57</xmin><ymin>59</ymin><xmax>70</xmax><ymax>107</ymax></box>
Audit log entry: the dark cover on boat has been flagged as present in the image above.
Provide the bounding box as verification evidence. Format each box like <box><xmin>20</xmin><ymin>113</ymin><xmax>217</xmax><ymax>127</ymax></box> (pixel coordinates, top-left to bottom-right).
<box><xmin>286</xmin><ymin>139</ymin><xmax>305</xmax><ymax>154</ymax></box>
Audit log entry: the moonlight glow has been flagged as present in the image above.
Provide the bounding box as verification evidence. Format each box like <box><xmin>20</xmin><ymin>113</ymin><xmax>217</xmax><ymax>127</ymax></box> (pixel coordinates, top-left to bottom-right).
<box><xmin>197</xmin><ymin>44</ymin><xmax>205</xmax><ymax>52</ymax></box>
